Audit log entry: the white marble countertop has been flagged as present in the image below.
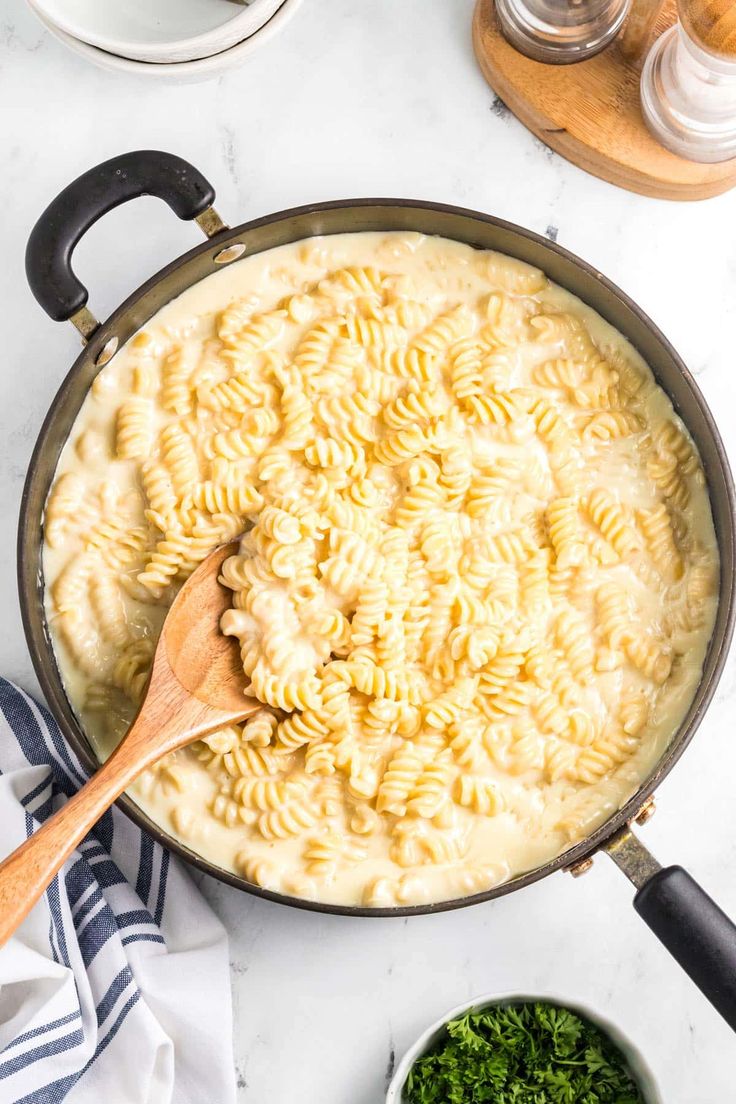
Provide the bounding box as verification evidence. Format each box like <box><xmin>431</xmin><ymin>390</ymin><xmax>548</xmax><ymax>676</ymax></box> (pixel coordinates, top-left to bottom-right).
<box><xmin>2</xmin><ymin>0</ymin><xmax>736</xmax><ymax>1099</ymax></box>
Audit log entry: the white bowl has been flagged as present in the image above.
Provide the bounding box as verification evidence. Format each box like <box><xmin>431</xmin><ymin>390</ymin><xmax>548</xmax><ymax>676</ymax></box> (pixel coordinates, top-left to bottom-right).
<box><xmin>29</xmin><ymin>0</ymin><xmax>285</xmax><ymax>63</ymax></box>
<box><xmin>26</xmin><ymin>0</ymin><xmax>302</xmax><ymax>82</ymax></box>
<box><xmin>386</xmin><ymin>991</ymin><xmax>663</xmax><ymax>1104</ymax></box>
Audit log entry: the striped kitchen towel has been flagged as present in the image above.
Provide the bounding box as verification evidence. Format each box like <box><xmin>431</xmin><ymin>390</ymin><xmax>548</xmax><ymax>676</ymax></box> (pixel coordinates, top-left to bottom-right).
<box><xmin>0</xmin><ymin>678</ymin><xmax>236</xmax><ymax>1104</ymax></box>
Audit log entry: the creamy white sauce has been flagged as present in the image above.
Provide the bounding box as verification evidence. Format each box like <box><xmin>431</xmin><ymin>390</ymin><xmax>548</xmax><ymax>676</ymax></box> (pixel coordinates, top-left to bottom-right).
<box><xmin>42</xmin><ymin>232</ymin><xmax>719</xmax><ymax>907</ymax></box>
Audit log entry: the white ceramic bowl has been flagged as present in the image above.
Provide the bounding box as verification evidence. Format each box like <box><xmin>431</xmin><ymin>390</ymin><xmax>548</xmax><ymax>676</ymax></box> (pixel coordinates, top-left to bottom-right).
<box><xmin>29</xmin><ymin>0</ymin><xmax>285</xmax><ymax>63</ymax></box>
<box><xmin>386</xmin><ymin>991</ymin><xmax>663</xmax><ymax>1104</ymax></box>
<box><xmin>26</xmin><ymin>0</ymin><xmax>302</xmax><ymax>82</ymax></box>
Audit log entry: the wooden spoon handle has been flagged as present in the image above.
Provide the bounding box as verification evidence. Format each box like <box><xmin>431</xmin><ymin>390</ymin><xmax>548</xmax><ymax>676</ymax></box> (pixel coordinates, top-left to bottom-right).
<box><xmin>0</xmin><ymin>718</ymin><xmax>161</xmax><ymax>947</ymax></box>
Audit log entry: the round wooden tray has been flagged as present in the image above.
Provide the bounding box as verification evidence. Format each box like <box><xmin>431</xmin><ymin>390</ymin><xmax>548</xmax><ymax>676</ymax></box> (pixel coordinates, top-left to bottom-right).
<box><xmin>472</xmin><ymin>0</ymin><xmax>736</xmax><ymax>200</ymax></box>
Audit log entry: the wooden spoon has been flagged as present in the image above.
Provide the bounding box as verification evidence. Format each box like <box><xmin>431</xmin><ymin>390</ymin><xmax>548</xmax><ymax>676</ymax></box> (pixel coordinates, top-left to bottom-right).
<box><xmin>0</xmin><ymin>540</ymin><xmax>257</xmax><ymax>945</ymax></box>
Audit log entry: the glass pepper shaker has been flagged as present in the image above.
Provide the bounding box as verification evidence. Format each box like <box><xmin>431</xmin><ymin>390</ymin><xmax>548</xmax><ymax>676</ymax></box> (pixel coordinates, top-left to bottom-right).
<box><xmin>494</xmin><ymin>0</ymin><xmax>631</xmax><ymax>63</ymax></box>
<box><xmin>640</xmin><ymin>0</ymin><xmax>736</xmax><ymax>162</ymax></box>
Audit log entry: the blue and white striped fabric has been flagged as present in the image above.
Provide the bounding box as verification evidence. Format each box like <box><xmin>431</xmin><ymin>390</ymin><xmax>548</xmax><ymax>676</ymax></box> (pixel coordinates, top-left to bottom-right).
<box><xmin>0</xmin><ymin>679</ymin><xmax>236</xmax><ymax>1104</ymax></box>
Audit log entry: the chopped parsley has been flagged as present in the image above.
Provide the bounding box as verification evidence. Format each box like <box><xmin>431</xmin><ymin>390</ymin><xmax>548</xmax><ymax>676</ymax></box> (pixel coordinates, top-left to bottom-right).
<box><xmin>404</xmin><ymin>1001</ymin><xmax>645</xmax><ymax>1103</ymax></box>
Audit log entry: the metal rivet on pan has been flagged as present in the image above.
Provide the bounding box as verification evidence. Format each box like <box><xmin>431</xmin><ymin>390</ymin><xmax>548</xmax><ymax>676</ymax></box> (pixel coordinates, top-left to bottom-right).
<box><xmin>634</xmin><ymin>797</ymin><xmax>656</xmax><ymax>826</ymax></box>
<box><xmin>566</xmin><ymin>857</ymin><xmax>594</xmax><ymax>878</ymax></box>
<box><xmin>214</xmin><ymin>243</ymin><xmax>247</xmax><ymax>265</ymax></box>
<box><xmin>95</xmin><ymin>336</ymin><xmax>119</xmax><ymax>367</ymax></box>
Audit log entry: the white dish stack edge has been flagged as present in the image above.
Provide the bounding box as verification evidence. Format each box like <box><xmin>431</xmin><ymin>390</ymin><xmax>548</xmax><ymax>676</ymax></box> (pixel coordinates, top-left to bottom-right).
<box><xmin>25</xmin><ymin>0</ymin><xmax>303</xmax><ymax>79</ymax></box>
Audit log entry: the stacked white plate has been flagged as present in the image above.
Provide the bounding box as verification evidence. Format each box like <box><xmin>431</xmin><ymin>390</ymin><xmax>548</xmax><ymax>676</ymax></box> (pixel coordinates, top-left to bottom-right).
<box><xmin>26</xmin><ymin>0</ymin><xmax>303</xmax><ymax>79</ymax></box>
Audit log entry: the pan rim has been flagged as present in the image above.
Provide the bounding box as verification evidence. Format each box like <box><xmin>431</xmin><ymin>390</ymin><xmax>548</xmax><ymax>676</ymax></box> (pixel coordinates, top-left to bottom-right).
<box><xmin>18</xmin><ymin>195</ymin><xmax>736</xmax><ymax>917</ymax></box>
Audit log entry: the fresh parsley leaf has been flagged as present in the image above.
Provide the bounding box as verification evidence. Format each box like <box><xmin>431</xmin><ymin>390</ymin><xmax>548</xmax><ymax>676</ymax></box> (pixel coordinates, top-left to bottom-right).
<box><xmin>404</xmin><ymin>1001</ymin><xmax>645</xmax><ymax>1104</ymax></box>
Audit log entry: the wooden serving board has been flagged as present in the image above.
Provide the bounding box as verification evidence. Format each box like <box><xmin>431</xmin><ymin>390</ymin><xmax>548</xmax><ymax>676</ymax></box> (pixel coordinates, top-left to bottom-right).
<box><xmin>472</xmin><ymin>0</ymin><xmax>736</xmax><ymax>200</ymax></box>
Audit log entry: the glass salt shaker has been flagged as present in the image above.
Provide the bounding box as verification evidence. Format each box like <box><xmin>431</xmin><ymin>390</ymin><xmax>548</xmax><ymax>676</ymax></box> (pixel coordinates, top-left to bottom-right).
<box><xmin>494</xmin><ymin>0</ymin><xmax>631</xmax><ymax>63</ymax></box>
<box><xmin>640</xmin><ymin>0</ymin><xmax>736</xmax><ymax>162</ymax></box>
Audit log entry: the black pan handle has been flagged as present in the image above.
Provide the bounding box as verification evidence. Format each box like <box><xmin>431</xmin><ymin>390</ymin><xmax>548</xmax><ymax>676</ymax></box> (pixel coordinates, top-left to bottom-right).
<box><xmin>26</xmin><ymin>151</ymin><xmax>217</xmax><ymax>324</ymax></box>
<box><xmin>635</xmin><ymin>866</ymin><xmax>736</xmax><ymax>1028</ymax></box>
<box><xmin>606</xmin><ymin>828</ymin><xmax>736</xmax><ymax>1030</ymax></box>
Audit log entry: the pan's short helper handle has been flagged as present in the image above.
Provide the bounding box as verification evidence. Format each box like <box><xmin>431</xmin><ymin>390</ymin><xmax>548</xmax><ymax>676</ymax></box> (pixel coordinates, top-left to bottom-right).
<box><xmin>25</xmin><ymin>150</ymin><xmax>224</xmax><ymax>330</ymax></box>
<box><xmin>606</xmin><ymin>828</ymin><xmax>736</xmax><ymax>1031</ymax></box>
